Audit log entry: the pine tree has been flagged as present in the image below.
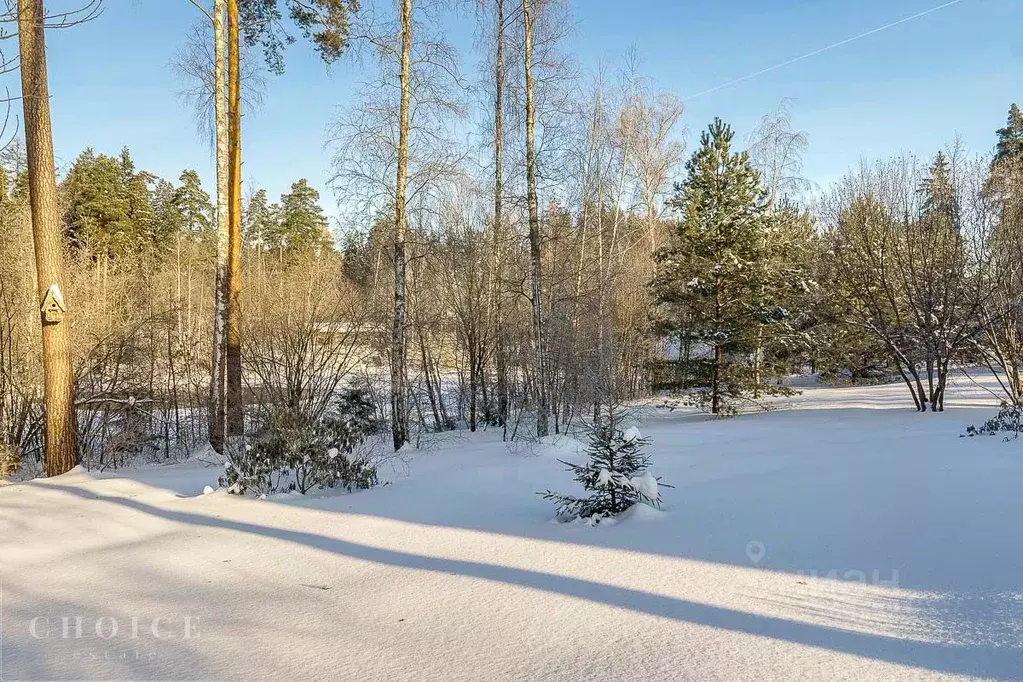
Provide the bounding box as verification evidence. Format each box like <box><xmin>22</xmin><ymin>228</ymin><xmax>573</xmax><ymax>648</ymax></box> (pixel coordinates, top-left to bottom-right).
<box><xmin>994</xmin><ymin>103</ymin><xmax>1023</xmax><ymax>166</ymax></box>
<box><xmin>274</xmin><ymin>179</ymin><xmax>330</xmax><ymax>254</ymax></box>
<box><xmin>540</xmin><ymin>410</ymin><xmax>663</xmax><ymax>521</ymax></box>
<box><xmin>920</xmin><ymin>152</ymin><xmax>959</xmax><ymax>228</ymax></box>
<box><xmin>151</xmin><ymin>178</ymin><xmax>185</xmax><ymax>246</ymax></box>
<box><xmin>651</xmin><ymin>118</ymin><xmax>771</xmax><ymax>414</ymax></box>
<box><xmin>755</xmin><ymin>200</ymin><xmax>819</xmax><ymax>381</ymax></box>
<box><xmin>62</xmin><ymin>147</ymin><xmax>158</xmax><ymax>257</ymax></box>
<box><xmin>119</xmin><ymin>148</ymin><xmax>157</xmax><ymax>245</ymax></box>
<box><xmin>62</xmin><ymin>148</ymin><xmax>132</xmax><ymax>255</ymax></box>
<box><xmin>239</xmin><ymin>0</ymin><xmax>359</xmax><ymax>73</ymax></box>
<box><xmin>243</xmin><ymin>188</ymin><xmax>276</xmax><ymax>248</ymax></box>
<box><xmin>175</xmin><ymin>170</ymin><xmax>214</xmax><ymax>238</ymax></box>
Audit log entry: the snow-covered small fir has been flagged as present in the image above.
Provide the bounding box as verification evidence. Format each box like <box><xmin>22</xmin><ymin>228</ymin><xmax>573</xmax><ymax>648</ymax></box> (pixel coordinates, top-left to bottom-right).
<box><xmin>541</xmin><ymin>411</ymin><xmax>665</xmax><ymax>522</ymax></box>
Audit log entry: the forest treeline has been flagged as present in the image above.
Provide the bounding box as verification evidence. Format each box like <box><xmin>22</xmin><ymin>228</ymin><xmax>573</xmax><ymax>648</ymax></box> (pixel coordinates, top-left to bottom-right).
<box><xmin>2</xmin><ymin>0</ymin><xmax>1022</xmax><ymax>478</ymax></box>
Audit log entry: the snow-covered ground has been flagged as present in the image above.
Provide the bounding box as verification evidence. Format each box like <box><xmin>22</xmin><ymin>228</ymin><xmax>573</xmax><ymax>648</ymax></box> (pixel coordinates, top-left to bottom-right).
<box><xmin>2</xmin><ymin>373</ymin><xmax>1022</xmax><ymax>681</ymax></box>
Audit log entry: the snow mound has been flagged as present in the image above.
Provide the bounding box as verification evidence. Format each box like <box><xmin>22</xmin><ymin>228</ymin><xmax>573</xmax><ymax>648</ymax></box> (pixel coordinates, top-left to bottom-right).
<box><xmin>571</xmin><ymin>502</ymin><xmax>667</xmax><ymax>528</ymax></box>
<box><xmin>616</xmin><ymin>501</ymin><xmax>668</xmax><ymax>523</ymax></box>
<box><xmin>45</xmin><ymin>465</ymin><xmax>89</xmax><ymax>480</ymax></box>
<box><xmin>622</xmin><ymin>425</ymin><xmax>642</xmax><ymax>442</ymax></box>
<box><xmin>629</xmin><ymin>472</ymin><xmax>659</xmax><ymax>501</ymax></box>
<box><xmin>202</xmin><ymin>485</ymin><xmax>216</xmax><ymax>495</ymax></box>
<box><xmin>537</xmin><ymin>434</ymin><xmax>585</xmax><ymax>458</ymax></box>
<box><xmin>188</xmin><ymin>442</ymin><xmax>228</xmax><ymax>467</ymax></box>
<box><xmin>266</xmin><ymin>490</ymin><xmax>306</xmax><ymax>501</ymax></box>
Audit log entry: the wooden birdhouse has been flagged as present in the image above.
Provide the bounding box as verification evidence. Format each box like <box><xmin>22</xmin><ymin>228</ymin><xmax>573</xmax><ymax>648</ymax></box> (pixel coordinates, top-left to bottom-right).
<box><xmin>40</xmin><ymin>284</ymin><xmax>66</xmax><ymax>324</ymax></box>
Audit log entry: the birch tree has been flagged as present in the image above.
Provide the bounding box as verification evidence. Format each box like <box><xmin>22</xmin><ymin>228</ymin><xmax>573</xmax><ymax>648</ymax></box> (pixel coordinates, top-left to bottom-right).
<box><xmin>522</xmin><ymin>0</ymin><xmax>548</xmax><ymax>436</ymax></box>
<box><xmin>389</xmin><ymin>0</ymin><xmax>413</xmax><ymax>450</ymax></box>
<box><xmin>487</xmin><ymin>0</ymin><xmax>509</xmax><ymax>429</ymax></box>
<box><xmin>328</xmin><ymin>0</ymin><xmax>464</xmax><ymax>449</ymax></box>
<box><xmin>186</xmin><ymin>0</ymin><xmax>230</xmax><ymax>452</ymax></box>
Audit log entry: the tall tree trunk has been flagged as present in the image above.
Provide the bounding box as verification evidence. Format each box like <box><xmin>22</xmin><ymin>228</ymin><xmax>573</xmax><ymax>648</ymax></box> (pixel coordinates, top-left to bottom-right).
<box><xmin>523</xmin><ymin>0</ymin><xmax>548</xmax><ymax>437</ymax></box>
<box><xmin>433</xmin><ymin>359</ymin><xmax>450</xmax><ymax>426</ymax></box>
<box><xmin>419</xmin><ymin>327</ymin><xmax>442</xmax><ymax>429</ymax></box>
<box><xmin>492</xmin><ymin>0</ymin><xmax>509</xmax><ymax>431</ymax></box>
<box><xmin>208</xmin><ymin>0</ymin><xmax>229</xmax><ymax>454</ymax></box>
<box><xmin>226</xmin><ymin>0</ymin><xmax>244</xmax><ymax>437</ymax></box>
<box><xmin>711</xmin><ymin>278</ymin><xmax>723</xmax><ymax>415</ymax></box>
<box><xmin>18</xmin><ymin>0</ymin><xmax>78</xmax><ymax>476</ymax></box>
<box><xmin>752</xmin><ymin>324</ymin><xmax>763</xmax><ymax>399</ymax></box>
<box><xmin>391</xmin><ymin>0</ymin><xmax>412</xmax><ymax>450</ymax></box>
<box><xmin>468</xmin><ymin>351</ymin><xmax>478</xmax><ymax>432</ymax></box>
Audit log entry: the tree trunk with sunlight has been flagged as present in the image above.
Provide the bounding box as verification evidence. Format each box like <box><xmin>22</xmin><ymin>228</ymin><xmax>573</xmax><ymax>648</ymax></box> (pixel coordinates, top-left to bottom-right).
<box><xmin>18</xmin><ymin>0</ymin><xmax>79</xmax><ymax>476</ymax></box>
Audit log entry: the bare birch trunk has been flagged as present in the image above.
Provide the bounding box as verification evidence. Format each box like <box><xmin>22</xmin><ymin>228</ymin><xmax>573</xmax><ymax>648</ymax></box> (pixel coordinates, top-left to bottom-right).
<box><xmin>492</xmin><ymin>0</ymin><xmax>509</xmax><ymax>431</ymax></box>
<box><xmin>391</xmin><ymin>0</ymin><xmax>412</xmax><ymax>450</ymax></box>
<box><xmin>523</xmin><ymin>0</ymin><xmax>548</xmax><ymax>437</ymax></box>
<box><xmin>18</xmin><ymin>0</ymin><xmax>79</xmax><ymax>476</ymax></box>
<box><xmin>209</xmin><ymin>0</ymin><xmax>229</xmax><ymax>453</ymax></box>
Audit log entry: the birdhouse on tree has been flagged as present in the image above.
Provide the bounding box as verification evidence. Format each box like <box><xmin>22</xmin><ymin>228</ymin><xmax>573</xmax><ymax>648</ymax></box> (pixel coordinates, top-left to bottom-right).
<box><xmin>40</xmin><ymin>284</ymin><xmax>66</xmax><ymax>324</ymax></box>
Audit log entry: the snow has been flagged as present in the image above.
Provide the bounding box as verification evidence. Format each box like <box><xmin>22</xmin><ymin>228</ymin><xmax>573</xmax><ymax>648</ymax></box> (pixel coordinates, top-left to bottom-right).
<box><xmin>2</xmin><ymin>373</ymin><xmax>1022</xmax><ymax>680</ymax></box>
<box><xmin>51</xmin><ymin>464</ymin><xmax>88</xmax><ymax>478</ymax></box>
<box><xmin>537</xmin><ymin>433</ymin><xmax>586</xmax><ymax>457</ymax></box>
<box><xmin>628</xmin><ymin>471</ymin><xmax>659</xmax><ymax>501</ymax></box>
<box><xmin>622</xmin><ymin>425</ymin><xmax>642</xmax><ymax>443</ymax></box>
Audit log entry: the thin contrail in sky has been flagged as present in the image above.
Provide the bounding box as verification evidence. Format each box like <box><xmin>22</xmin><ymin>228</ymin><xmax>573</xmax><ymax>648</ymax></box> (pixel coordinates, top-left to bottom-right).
<box><xmin>682</xmin><ymin>0</ymin><xmax>970</xmax><ymax>102</ymax></box>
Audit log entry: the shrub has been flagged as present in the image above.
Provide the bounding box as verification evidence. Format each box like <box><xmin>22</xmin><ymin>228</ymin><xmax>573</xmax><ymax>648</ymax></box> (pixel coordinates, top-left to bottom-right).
<box><xmin>221</xmin><ymin>387</ymin><xmax>380</xmax><ymax>495</ymax></box>
<box><xmin>964</xmin><ymin>402</ymin><xmax>1023</xmax><ymax>441</ymax></box>
<box><xmin>0</xmin><ymin>443</ymin><xmax>20</xmax><ymax>479</ymax></box>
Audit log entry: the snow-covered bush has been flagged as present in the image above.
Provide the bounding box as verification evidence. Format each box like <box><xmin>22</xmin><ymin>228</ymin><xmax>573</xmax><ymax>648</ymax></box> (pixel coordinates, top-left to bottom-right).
<box><xmin>220</xmin><ymin>387</ymin><xmax>379</xmax><ymax>495</ymax></box>
<box><xmin>964</xmin><ymin>402</ymin><xmax>1023</xmax><ymax>441</ymax></box>
<box><xmin>540</xmin><ymin>413</ymin><xmax>667</xmax><ymax>522</ymax></box>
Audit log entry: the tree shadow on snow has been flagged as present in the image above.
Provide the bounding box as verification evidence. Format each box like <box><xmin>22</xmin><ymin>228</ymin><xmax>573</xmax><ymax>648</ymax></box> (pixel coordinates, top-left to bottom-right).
<box><xmin>38</xmin><ymin>484</ymin><xmax>1023</xmax><ymax>680</ymax></box>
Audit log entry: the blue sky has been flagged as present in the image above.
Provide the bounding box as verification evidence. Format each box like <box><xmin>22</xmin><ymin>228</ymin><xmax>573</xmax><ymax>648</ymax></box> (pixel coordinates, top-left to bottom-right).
<box><xmin>13</xmin><ymin>0</ymin><xmax>1023</xmax><ymax>219</ymax></box>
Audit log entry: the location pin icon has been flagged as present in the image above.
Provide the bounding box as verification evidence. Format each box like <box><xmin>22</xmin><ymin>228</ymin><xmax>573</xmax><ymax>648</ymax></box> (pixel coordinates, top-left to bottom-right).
<box><xmin>746</xmin><ymin>541</ymin><xmax>766</xmax><ymax>566</ymax></box>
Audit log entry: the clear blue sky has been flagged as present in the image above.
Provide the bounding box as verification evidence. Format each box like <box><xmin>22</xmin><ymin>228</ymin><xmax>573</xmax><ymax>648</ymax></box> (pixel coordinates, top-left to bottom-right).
<box><xmin>15</xmin><ymin>0</ymin><xmax>1023</xmax><ymax>219</ymax></box>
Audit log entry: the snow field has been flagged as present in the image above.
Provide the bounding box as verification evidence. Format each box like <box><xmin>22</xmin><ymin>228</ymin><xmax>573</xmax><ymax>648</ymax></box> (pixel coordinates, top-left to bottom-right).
<box><xmin>1</xmin><ymin>374</ymin><xmax>1021</xmax><ymax>680</ymax></box>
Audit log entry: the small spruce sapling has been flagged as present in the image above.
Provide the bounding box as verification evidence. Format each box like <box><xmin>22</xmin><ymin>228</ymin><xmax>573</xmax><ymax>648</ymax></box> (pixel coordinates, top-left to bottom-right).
<box><xmin>540</xmin><ymin>410</ymin><xmax>667</xmax><ymax>522</ymax></box>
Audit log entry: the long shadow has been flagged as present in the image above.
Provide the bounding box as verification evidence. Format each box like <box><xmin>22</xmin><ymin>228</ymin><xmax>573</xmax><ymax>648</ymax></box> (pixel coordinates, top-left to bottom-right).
<box><xmin>32</xmin><ymin>407</ymin><xmax>1022</xmax><ymax>592</ymax></box>
<box><xmin>45</xmin><ymin>484</ymin><xmax>1023</xmax><ymax>680</ymax></box>
<box><xmin>293</xmin><ymin>406</ymin><xmax>1023</xmax><ymax>595</ymax></box>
